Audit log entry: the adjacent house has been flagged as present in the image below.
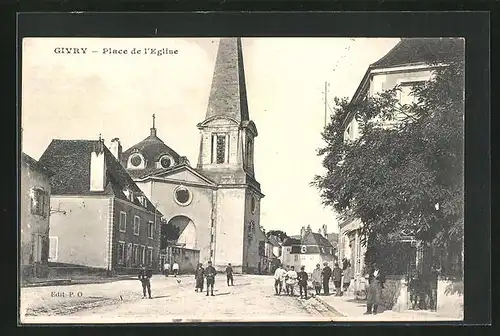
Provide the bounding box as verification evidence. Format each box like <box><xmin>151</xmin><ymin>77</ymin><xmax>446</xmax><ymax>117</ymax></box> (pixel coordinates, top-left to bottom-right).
<box><xmin>38</xmin><ymin>138</ymin><xmax>163</xmax><ymax>274</ymax></box>
<box><xmin>21</xmin><ymin>153</ymin><xmax>54</xmax><ymax>280</ymax></box>
<box><xmin>339</xmin><ymin>38</ymin><xmax>464</xmax><ymax>314</ymax></box>
<box><xmin>281</xmin><ymin>225</ymin><xmax>337</xmax><ymax>274</ymax></box>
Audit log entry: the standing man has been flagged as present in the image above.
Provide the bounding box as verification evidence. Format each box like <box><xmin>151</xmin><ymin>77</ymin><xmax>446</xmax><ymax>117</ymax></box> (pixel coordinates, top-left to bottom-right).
<box><xmin>311</xmin><ymin>264</ymin><xmax>322</xmax><ymax>296</ymax></box>
<box><xmin>205</xmin><ymin>260</ymin><xmax>216</xmax><ymax>296</ymax></box>
<box><xmin>225</xmin><ymin>263</ymin><xmax>234</xmax><ymax>286</ymax></box>
<box><xmin>172</xmin><ymin>261</ymin><xmax>180</xmax><ymax>277</ymax></box>
<box><xmin>138</xmin><ymin>264</ymin><xmax>153</xmax><ymax>299</ymax></box>
<box><xmin>163</xmin><ymin>261</ymin><xmax>171</xmax><ymax>277</ymax></box>
<box><xmin>321</xmin><ymin>262</ymin><xmax>332</xmax><ymax>296</ymax></box>
<box><xmin>297</xmin><ymin>266</ymin><xmax>309</xmax><ymax>299</ymax></box>
<box><xmin>273</xmin><ymin>264</ymin><xmax>287</xmax><ymax>295</ymax></box>
<box><xmin>285</xmin><ymin>266</ymin><xmax>298</xmax><ymax>296</ymax></box>
<box><xmin>332</xmin><ymin>262</ymin><xmax>343</xmax><ymax>296</ymax></box>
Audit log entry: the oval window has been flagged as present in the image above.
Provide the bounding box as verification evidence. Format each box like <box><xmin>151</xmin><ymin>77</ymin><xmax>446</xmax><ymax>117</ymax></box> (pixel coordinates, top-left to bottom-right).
<box><xmin>130</xmin><ymin>154</ymin><xmax>142</xmax><ymax>167</ymax></box>
<box><xmin>160</xmin><ymin>156</ymin><xmax>172</xmax><ymax>168</ymax></box>
<box><xmin>174</xmin><ymin>186</ymin><xmax>192</xmax><ymax>206</ymax></box>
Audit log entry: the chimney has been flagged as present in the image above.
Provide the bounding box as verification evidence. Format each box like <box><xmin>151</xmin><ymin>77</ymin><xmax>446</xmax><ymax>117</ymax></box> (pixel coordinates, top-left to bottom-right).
<box><xmin>323</xmin><ymin>224</ymin><xmax>328</xmax><ymax>239</ymax></box>
<box><xmin>300</xmin><ymin>226</ymin><xmax>306</xmax><ymax>242</ymax></box>
<box><xmin>110</xmin><ymin>138</ymin><xmax>122</xmax><ymax>161</ymax></box>
<box><xmin>90</xmin><ymin>138</ymin><xmax>106</xmax><ymax>191</ymax></box>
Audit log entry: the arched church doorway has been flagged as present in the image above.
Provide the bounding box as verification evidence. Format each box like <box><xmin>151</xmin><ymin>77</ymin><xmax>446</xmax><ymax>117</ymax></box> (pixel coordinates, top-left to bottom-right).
<box><xmin>164</xmin><ymin>215</ymin><xmax>197</xmax><ymax>250</ymax></box>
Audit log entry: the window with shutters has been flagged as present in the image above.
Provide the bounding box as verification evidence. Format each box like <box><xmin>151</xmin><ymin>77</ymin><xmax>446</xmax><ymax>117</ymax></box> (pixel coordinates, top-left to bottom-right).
<box><xmin>134</xmin><ymin>216</ymin><xmax>140</xmax><ymax>236</ymax></box>
<box><xmin>119</xmin><ymin>212</ymin><xmax>127</xmax><ymax>232</ymax></box>
<box><xmin>48</xmin><ymin>236</ymin><xmax>58</xmax><ymax>261</ymax></box>
<box><xmin>30</xmin><ymin>188</ymin><xmax>48</xmax><ymax>217</ymax></box>
<box><xmin>258</xmin><ymin>241</ymin><xmax>265</xmax><ymax>256</ymax></box>
<box><xmin>212</xmin><ymin>134</ymin><xmax>228</xmax><ymax>164</ymax></box>
<box><xmin>147</xmin><ymin>247</ymin><xmax>153</xmax><ymax>266</ymax></box>
<box><xmin>140</xmin><ymin>245</ymin><xmax>146</xmax><ymax>264</ymax></box>
<box><xmin>133</xmin><ymin>244</ymin><xmax>139</xmax><ymax>264</ymax></box>
<box><xmin>117</xmin><ymin>241</ymin><xmax>125</xmax><ymax>265</ymax></box>
<box><xmin>148</xmin><ymin>221</ymin><xmax>154</xmax><ymax>239</ymax></box>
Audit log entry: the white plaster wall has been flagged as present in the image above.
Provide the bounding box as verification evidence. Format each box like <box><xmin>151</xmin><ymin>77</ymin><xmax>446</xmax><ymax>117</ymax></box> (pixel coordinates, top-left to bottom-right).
<box><xmin>177</xmin><ymin>220</ymin><xmax>197</xmax><ymax>249</ymax></box>
<box><xmin>214</xmin><ymin>188</ymin><xmax>245</xmax><ymax>270</ymax></box>
<box><xmin>148</xmin><ymin>181</ymin><xmax>213</xmax><ymax>264</ymax></box>
<box><xmin>49</xmin><ymin>196</ymin><xmax>110</xmax><ymax>268</ymax></box>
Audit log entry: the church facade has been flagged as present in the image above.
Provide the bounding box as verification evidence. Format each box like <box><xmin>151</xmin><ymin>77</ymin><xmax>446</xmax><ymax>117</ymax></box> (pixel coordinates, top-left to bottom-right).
<box><xmin>111</xmin><ymin>38</ymin><xmax>265</xmax><ymax>273</ymax></box>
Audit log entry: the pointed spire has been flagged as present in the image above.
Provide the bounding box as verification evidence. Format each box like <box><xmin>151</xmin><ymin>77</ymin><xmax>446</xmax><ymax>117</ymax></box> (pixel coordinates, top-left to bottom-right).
<box><xmin>150</xmin><ymin>113</ymin><xmax>157</xmax><ymax>137</ymax></box>
<box><xmin>205</xmin><ymin>38</ymin><xmax>249</xmax><ymax>122</ymax></box>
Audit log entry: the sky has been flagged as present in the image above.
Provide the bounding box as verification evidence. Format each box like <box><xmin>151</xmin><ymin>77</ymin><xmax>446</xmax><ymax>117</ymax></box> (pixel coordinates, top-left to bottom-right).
<box><xmin>21</xmin><ymin>37</ymin><xmax>400</xmax><ymax>236</ymax></box>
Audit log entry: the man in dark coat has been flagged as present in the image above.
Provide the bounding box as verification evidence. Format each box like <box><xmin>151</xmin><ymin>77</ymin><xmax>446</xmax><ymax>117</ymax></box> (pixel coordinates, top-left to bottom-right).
<box><xmin>205</xmin><ymin>261</ymin><xmax>216</xmax><ymax>296</ymax></box>
<box><xmin>297</xmin><ymin>266</ymin><xmax>309</xmax><ymax>299</ymax></box>
<box><xmin>321</xmin><ymin>262</ymin><xmax>332</xmax><ymax>295</ymax></box>
<box><xmin>332</xmin><ymin>263</ymin><xmax>343</xmax><ymax>296</ymax></box>
<box><xmin>225</xmin><ymin>263</ymin><xmax>234</xmax><ymax>286</ymax></box>
<box><xmin>138</xmin><ymin>264</ymin><xmax>153</xmax><ymax>299</ymax></box>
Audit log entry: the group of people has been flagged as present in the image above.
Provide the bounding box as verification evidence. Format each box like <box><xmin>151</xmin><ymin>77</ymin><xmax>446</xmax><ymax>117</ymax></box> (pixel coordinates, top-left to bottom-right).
<box><xmin>273</xmin><ymin>262</ymin><xmax>353</xmax><ymax>299</ymax></box>
<box><xmin>194</xmin><ymin>261</ymin><xmax>235</xmax><ymax>296</ymax></box>
<box><xmin>162</xmin><ymin>261</ymin><xmax>180</xmax><ymax>277</ymax></box>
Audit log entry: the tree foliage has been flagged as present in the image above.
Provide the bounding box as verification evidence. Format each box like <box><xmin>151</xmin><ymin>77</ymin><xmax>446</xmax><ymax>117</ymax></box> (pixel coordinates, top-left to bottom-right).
<box><xmin>160</xmin><ymin>219</ymin><xmax>180</xmax><ymax>249</ymax></box>
<box><xmin>313</xmin><ymin>44</ymin><xmax>464</xmax><ymax>255</ymax></box>
<box><xmin>266</xmin><ymin>230</ymin><xmax>289</xmax><ymax>242</ymax></box>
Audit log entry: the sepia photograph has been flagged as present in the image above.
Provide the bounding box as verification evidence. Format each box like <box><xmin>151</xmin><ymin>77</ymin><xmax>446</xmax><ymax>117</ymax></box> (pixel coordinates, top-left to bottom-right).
<box><xmin>19</xmin><ymin>36</ymin><xmax>465</xmax><ymax>323</ymax></box>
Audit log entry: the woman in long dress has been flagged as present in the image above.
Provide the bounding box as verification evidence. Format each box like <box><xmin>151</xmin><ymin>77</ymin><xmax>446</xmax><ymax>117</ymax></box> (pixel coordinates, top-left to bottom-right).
<box><xmin>195</xmin><ymin>263</ymin><xmax>205</xmax><ymax>292</ymax></box>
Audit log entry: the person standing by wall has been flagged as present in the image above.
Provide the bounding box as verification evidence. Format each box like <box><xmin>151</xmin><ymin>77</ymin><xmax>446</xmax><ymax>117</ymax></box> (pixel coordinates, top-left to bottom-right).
<box><xmin>163</xmin><ymin>261</ymin><xmax>171</xmax><ymax>277</ymax></box>
<box><xmin>273</xmin><ymin>264</ymin><xmax>287</xmax><ymax>295</ymax></box>
<box><xmin>297</xmin><ymin>266</ymin><xmax>309</xmax><ymax>299</ymax></box>
<box><xmin>172</xmin><ymin>261</ymin><xmax>180</xmax><ymax>277</ymax></box>
<box><xmin>321</xmin><ymin>262</ymin><xmax>332</xmax><ymax>296</ymax></box>
<box><xmin>195</xmin><ymin>263</ymin><xmax>205</xmax><ymax>293</ymax></box>
<box><xmin>138</xmin><ymin>264</ymin><xmax>153</xmax><ymax>299</ymax></box>
<box><xmin>342</xmin><ymin>262</ymin><xmax>353</xmax><ymax>296</ymax></box>
<box><xmin>225</xmin><ymin>263</ymin><xmax>234</xmax><ymax>286</ymax></box>
<box><xmin>311</xmin><ymin>264</ymin><xmax>322</xmax><ymax>296</ymax></box>
<box><xmin>205</xmin><ymin>261</ymin><xmax>216</xmax><ymax>296</ymax></box>
<box><xmin>285</xmin><ymin>266</ymin><xmax>298</xmax><ymax>296</ymax></box>
<box><xmin>332</xmin><ymin>263</ymin><xmax>343</xmax><ymax>296</ymax></box>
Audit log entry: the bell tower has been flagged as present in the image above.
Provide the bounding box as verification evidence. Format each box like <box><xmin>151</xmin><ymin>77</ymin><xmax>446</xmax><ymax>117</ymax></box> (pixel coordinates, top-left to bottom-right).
<box><xmin>196</xmin><ymin>38</ymin><xmax>263</xmax><ymax>273</ymax></box>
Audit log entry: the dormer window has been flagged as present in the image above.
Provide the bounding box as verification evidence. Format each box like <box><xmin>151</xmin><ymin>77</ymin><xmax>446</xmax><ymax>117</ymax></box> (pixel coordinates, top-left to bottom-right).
<box><xmin>157</xmin><ymin>154</ymin><xmax>175</xmax><ymax>169</ymax></box>
<box><xmin>128</xmin><ymin>152</ymin><xmax>145</xmax><ymax>169</ymax></box>
<box><xmin>137</xmin><ymin>195</ymin><xmax>147</xmax><ymax>207</ymax></box>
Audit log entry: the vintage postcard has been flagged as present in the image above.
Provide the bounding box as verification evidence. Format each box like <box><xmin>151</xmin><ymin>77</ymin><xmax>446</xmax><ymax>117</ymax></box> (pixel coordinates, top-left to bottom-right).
<box><xmin>20</xmin><ymin>36</ymin><xmax>465</xmax><ymax>323</ymax></box>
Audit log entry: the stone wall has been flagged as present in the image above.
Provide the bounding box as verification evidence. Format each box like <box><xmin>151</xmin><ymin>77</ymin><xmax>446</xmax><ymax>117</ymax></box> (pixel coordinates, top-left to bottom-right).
<box><xmin>437</xmin><ymin>277</ymin><xmax>463</xmax><ymax>319</ymax></box>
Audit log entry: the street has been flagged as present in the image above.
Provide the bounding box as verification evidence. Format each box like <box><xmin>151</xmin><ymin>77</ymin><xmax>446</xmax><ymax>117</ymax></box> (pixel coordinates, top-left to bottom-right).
<box><xmin>20</xmin><ymin>274</ymin><xmax>343</xmax><ymax>323</ymax></box>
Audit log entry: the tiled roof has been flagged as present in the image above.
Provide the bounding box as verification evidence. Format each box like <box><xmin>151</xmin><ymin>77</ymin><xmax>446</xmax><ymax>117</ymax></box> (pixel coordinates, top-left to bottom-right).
<box><xmin>39</xmin><ymin>139</ymin><xmax>162</xmax><ymax>216</ymax></box>
<box><xmin>204</xmin><ymin>38</ymin><xmax>249</xmax><ymax>122</ymax></box>
<box><xmin>282</xmin><ymin>237</ymin><xmax>301</xmax><ymax>246</ymax></box>
<box><xmin>370</xmin><ymin>38</ymin><xmax>463</xmax><ymax>69</ymax></box>
<box><xmin>22</xmin><ymin>152</ymin><xmax>54</xmax><ymax>177</ymax></box>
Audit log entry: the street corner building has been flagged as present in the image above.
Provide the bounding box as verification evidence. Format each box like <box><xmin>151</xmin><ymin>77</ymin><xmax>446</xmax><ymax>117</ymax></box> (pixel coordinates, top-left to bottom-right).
<box><xmin>110</xmin><ymin>37</ymin><xmax>265</xmax><ymax>274</ymax></box>
<box><xmin>38</xmin><ymin>139</ymin><xmax>163</xmax><ymax>275</ymax></box>
<box><xmin>20</xmin><ymin>152</ymin><xmax>55</xmax><ymax>280</ymax></box>
<box><xmin>338</xmin><ymin>38</ymin><xmax>464</xmax><ymax>316</ymax></box>
<box><xmin>281</xmin><ymin>225</ymin><xmax>337</xmax><ymax>274</ymax></box>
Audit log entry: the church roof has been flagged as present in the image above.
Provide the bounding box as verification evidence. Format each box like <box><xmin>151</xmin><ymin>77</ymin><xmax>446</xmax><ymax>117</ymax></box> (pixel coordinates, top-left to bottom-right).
<box><xmin>203</xmin><ymin>38</ymin><xmax>249</xmax><ymax>122</ymax></box>
<box><xmin>39</xmin><ymin>139</ymin><xmax>162</xmax><ymax>215</ymax></box>
<box><xmin>121</xmin><ymin>124</ymin><xmax>183</xmax><ymax>178</ymax></box>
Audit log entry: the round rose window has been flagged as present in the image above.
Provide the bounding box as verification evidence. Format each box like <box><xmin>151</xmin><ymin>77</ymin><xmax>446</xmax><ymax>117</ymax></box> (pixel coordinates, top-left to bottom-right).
<box><xmin>160</xmin><ymin>156</ymin><xmax>172</xmax><ymax>168</ymax></box>
<box><xmin>174</xmin><ymin>186</ymin><xmax>192</xmax><ymax>206</ymax></box>
<box><xmin>130</xmin><ymin>154</ymin><xmax>142</xmax><ymax>167</ymax></box>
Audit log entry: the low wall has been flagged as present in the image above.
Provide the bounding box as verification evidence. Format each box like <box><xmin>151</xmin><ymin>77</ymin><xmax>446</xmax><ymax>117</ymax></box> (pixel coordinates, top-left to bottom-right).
<box><xmin>437</xmin><ymin>277</ymin><xmax>463</xmax><ymax>319</ymax></box>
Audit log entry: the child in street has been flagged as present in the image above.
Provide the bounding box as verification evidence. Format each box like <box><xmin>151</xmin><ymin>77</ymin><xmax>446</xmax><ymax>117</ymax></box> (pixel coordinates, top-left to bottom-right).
<box><xmin>138</xmin><ymin>264</ymin><xmax>153</xmax><ymax>299</ymax></box>
<box><xmin>285</xmin><ymin>266</ymin><xmax>298</xmax><ymax>296</ymax></box>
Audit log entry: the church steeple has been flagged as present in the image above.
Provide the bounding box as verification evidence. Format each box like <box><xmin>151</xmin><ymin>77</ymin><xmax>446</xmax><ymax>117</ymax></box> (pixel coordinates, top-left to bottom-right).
<box><xmin>205</xmin><ymin>38</ymin><xmax>249</xmax><ymax>122</ymax></box>
<box><xmin>197</xmin><ymin>38</ymin><xmax>259</xmax><ymax>180</ymax></box>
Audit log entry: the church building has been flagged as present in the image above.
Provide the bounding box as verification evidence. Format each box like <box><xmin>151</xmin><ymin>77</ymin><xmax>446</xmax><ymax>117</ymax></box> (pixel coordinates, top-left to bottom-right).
<box><xmin>112</xmin><ymin>38</ymin><xmax>265</xmax><ymax>273</ymax></box>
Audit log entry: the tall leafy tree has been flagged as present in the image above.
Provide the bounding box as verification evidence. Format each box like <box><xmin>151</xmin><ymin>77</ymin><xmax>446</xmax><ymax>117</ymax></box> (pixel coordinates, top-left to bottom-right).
<box><xmin>313</xmin><ymin>43</ymin><xmax>464</xmax><ymax>269</ymax></box>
